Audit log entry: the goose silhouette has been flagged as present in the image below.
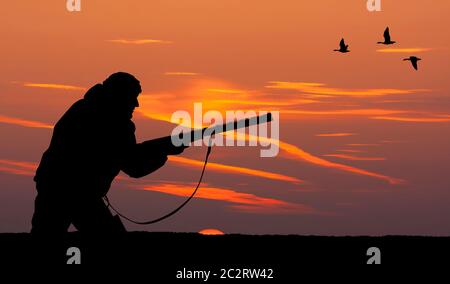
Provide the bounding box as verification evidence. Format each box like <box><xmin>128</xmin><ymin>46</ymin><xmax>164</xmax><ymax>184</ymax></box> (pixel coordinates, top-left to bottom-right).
<box><xmin>403</xmin><ymin>56</ymin><xmax>421</xmax><ymax>70</ymax></box>
<box><xmin>334</xmin><ymin>38</ymin><xmax>350</xmax><ymax>53</ymax></box>
<box><xmin>378</xmin><ymin>27</ymin><xmax>396</xmax><ymax>45</ymax></box>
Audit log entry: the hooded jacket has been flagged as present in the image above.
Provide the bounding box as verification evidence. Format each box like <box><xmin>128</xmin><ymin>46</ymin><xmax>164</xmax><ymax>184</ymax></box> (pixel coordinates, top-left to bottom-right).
<box><xmin>34</xmin><ymin>84</ymin><xmax>165</xmax><ymax>198</ymax></box>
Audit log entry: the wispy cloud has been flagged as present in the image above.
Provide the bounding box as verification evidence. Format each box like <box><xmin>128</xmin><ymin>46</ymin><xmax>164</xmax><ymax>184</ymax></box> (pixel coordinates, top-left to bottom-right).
<box><xmin>212</xmin><ymin>99</ymin><xmax>318</xmax><ymax>106</ymax></box>
<box><xmin>376</xmin><ymin>48</ymin><xmax>433</xmax><ymax>53</ymax></box>
<box><xmin>266</xmin><ymin>81</ymin><xmax>426</xmax><ymax>97</ymax></box>
<box><xmin>316</xmin><ymin>133</ymin><xmax>356</xmax><ymax>137</ymax></box>
<box><xmin>0</xmin><ymin>159</ymin><xmax>37</xmax><ymax>176</ymax></box>
<box><xmin>169</xmin><ymin>156</ymin><xmax>302</xmax><ymax>184</ymax></box>
<box><xmin>336</xmin><ymin>149</ymin><xmax>365</xmax><ymax>153</ymax></box>
<box><xmin>0</xmin><ymin>115</ymin><xmax>53</xmax><ymax>129</ymax></box>
<box><xmin>140</xmin><ymin>182</ymin><xmax>315</xmax><ymax>214</ymax></box>
<box><xmin>283</xmin><ymin>109</ymin><xmax>406</xmax><ymax>116</ymax></box>
<box><xmin>380</xmin><ymin>140</ymin><xmax>407</xmax><ymax>144</ymax></box>
<box><xmin>137</xmin><ymin>79</ymin><xmax>414</xmax><ymax>125</ymax></box>
<box><xmin>372</xmin><ymin>116</ymin><xmax>450</xmax><ymax>123</ymax></box>
<box><xmin>137</xmin><ymin>79</ymin><xmax>290</xmax><ymax>124</ymax></box>
<box><xmin>322</xmin><ymin>154</ymin><xmax>386</xmax><ymax>161</ymax></box>
<box><xmin>277</xmin><ymin>140</ymin><xmax>403</xmax><ymax>184</ymax></box>
<box><xmin>107</xmin><ymin>39</ymin><xmax>172</xmax><ymax>44</ymax></box>
<box><xmin>164</xmin><ymin>72</ymin><xmax>199</xmax><ymax>76</ymax></box>
<box><xmin>23</xmin><ymin>83</ymin><xmax>85</xmax><ymax>91</ymax></box>
<box><xmin>222</xmin><ymin>132</ymin><xmax>404</xmax><ymax>185</ymax></box>
<box><xmin>207</xmin><ymin>88</ymin><xmax>247</xmax><ymax>94</ymax></box>
<box><xmin>346</xmin><ymin>143</ymin><xmax>380</xmax><ymax>147</ymax></box>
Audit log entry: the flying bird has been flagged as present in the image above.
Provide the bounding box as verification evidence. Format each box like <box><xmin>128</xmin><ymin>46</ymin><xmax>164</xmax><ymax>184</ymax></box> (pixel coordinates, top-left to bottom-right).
<box><xmin>334</xmin><ymin>38</ymin><xmax>350</xmax><ymax>53</ymax></box>
<box><xmin>403</xmin><ymin>56</ymin><xmax>421</xmax><ymax>70</ymax></box>
<box><xmin>378</xmin><ymin>27</ymin><xmax>396</xmax><ymax>45</ymax></box>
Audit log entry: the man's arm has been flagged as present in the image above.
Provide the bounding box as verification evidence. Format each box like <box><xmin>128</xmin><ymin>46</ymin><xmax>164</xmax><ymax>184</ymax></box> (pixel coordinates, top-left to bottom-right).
<box><xmin>120</xmin><ymin>137</ymin><xmax>186</xmax><ymax>179</ymax></box>
<box><xmin>121</xmin><ymin>143</ymin><xmax>168</xmax><ymax>178</ymax></box>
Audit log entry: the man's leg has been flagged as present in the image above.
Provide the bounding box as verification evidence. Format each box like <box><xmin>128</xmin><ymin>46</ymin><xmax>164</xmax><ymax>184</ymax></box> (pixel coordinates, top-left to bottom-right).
<box><xmin>31</xmin><ymin>193</ymin><xmax>72</xmax><ymax>263</ymax></box>
<box><xmin>31</xmin><ymin>193</ymin><xmax>71</xmax><ymax>237</ymax></box>
<box><xmin>71</xmin><ymin>197</ymin><xmax>126</xmax><ymax>235</ymax></box>
<box><xmin>68</xmin><ymin>198</ymin><xmax>126</xmax><ymax>263</ymax></box>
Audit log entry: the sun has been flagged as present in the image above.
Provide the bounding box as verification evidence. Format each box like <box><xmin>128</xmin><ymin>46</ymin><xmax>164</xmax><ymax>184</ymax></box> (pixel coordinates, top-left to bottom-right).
<box><xmin>198</xmin><ymin>228</ymin><xmax>225</xmax><ymax>235</ymax></box>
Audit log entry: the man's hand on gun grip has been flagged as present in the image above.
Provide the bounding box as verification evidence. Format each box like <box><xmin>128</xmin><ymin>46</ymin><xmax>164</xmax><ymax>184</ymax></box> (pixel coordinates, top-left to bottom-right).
<box><xmin>166</xmin><ymin>144</ymin><xmax>189</xmax><ymax>155</ymax></box>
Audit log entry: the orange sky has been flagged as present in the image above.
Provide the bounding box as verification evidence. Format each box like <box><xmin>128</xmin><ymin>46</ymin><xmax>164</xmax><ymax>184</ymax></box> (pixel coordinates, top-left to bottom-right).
<box><xmin>1</xmin><ymin>1</ymin><xmax>450</xmax><ymax>235</ymax></box>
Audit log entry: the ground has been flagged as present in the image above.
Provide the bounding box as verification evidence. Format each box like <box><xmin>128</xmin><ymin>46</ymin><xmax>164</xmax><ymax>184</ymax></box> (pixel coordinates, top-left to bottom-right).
<box><xmin>0</xmin><ymin>232</ymin><xmax>448</xmax><ymax>273</ymax></box>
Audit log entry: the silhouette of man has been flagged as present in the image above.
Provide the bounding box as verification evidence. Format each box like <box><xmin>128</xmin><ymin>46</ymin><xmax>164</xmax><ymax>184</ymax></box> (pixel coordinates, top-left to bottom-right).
<box><xmin>31</xmin><ymin>72</ymin><xmax>184</xmax><ymax>237</ymax></box>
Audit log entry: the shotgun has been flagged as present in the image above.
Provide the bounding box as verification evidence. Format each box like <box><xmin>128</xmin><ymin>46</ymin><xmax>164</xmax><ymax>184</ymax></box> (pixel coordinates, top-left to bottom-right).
<box><xmin>142</xmin><ymin>112</ymin><xmax>273</xmax><ymax>155</ymax></box>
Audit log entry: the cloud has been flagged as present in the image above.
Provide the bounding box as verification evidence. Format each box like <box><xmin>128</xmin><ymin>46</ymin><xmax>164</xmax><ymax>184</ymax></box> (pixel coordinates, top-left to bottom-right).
<box><xmin>0</xmin><ymin>115</ymin><xmax>53</xmax><ymax>129</ymax></box>
<box><xmin>346</xmin><ymin>144</ymin><xmax>380</xmax><ymax>147</ymax></box>
<box><xmin>322</xmin><ymin>154</ymin><xmax>386</xmax><ymax>161</ymax></box>
<box><xmin>380</xmin><ymin>140</ymin><xmax>407</xmax><ymax>144</ymax></box>
<box><xmin>164</xmin><ymin>72</ymin><xmax>199</xmax><ymax>76</ymax></box>
<box><xmin>23</xmin><ymin>83</ymin><xmax>85</xmax><ymax>91</ymax></box>
<box><xmin>283</xmin><ymin>109</ymin><xmax>406</xmax><ymax>116</ymax></box>
<box><xmin>376</xmin><ymin>48</ymin><xmax>433</xmax><ymax>53</ymax></box>
<box><xmin>372</xmin><ymin>116</ymin><xmax>450</xmax><ymax>123</ymax></box>
<box><xmin>169</xmin><ymin>156</ymin><xmax>303</xmax><ymax>184</ymax></box>
<box><xmin>107</xmin><ymin>39</ymin><xmax>172</xmax><ymax>44</ymax></box>
<box><xmin>212</xmin><ymin>99</ymin><xmax>318</xmax><ymax>107</ymax></box>
<box><xmin>137</xmin><ymin>78</ymin><xmax>415</xmax><ymax>126</ymax></box>
<box><xmin>140</xmin><ymin>182</ymin><xmax>315</xmax><ymax>214</ymax></box>
<box><xmin>336</xmin><ymin>149</ymin><xmax>365</xmax><ymax>153</ymax></box>
<box><xmin>316</xmin><ymin>133</ymin><xmax>356</xmax><ymax>137</ymax></box>
<box><xmin>136</xmin><ymin>79</ymin><xmax>295</xmax><ymax>124</ymax></box>
<box><xmin>221</xmin><ymin>132</ymin><xmax>404</xmax><ymax>185</ymax></box>
<box><xmin>277</xmin><ymin>140</ymin><xmax>403</xmax><ymax>184</ymax></box>
<box><xmin>0</xmin><ymin>159</ymin><xmax>37</xmax><ymax>176</ymax></box>
<box><xmin>207</xmin><ymin>88</ymin><xmax>247</xmax><ymax>94</ymax></box>
<box><xmin>265</xmin><ymin>81</ymin><xmax>426</xmax><ymax>97</ymax></box>
<box><xmin>139</xmin><ymin>105</ymin><xmax>406</xmax><ymax>125</ymax></box>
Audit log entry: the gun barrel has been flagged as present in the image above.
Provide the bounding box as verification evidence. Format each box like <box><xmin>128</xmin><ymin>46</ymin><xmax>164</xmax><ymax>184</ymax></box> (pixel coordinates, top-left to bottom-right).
<box><xmin>186</xmin><ymin>112</ymin><xmax>272</xmax><ymax>143</ymax></box>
